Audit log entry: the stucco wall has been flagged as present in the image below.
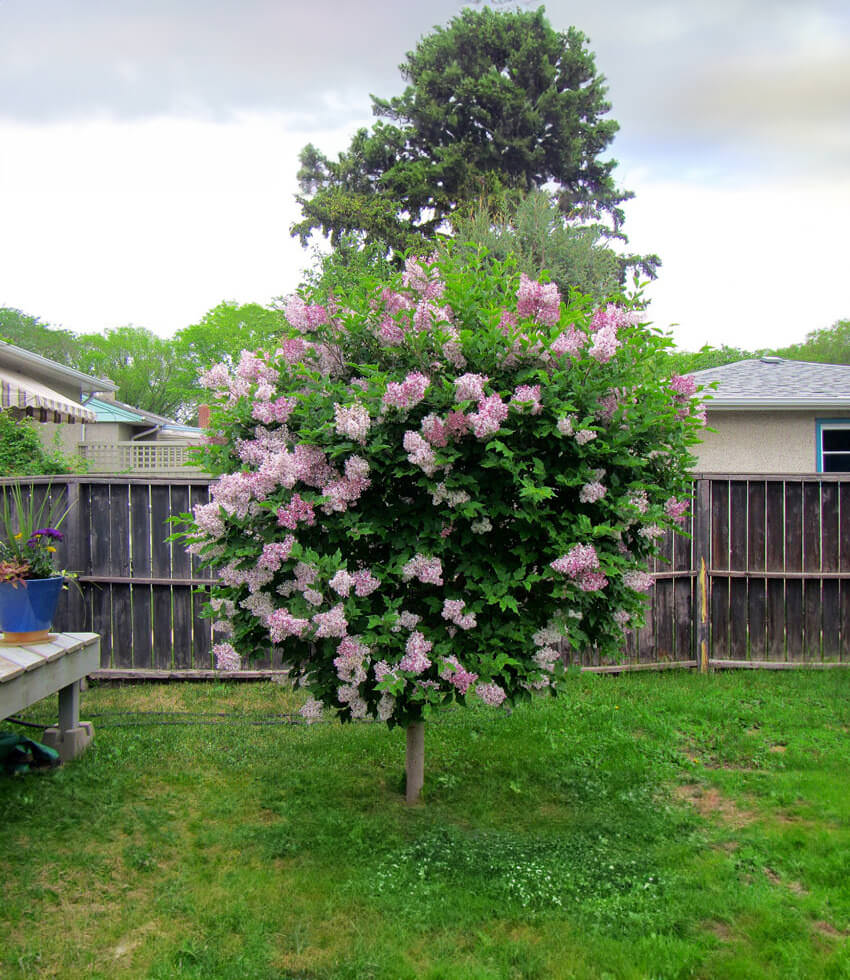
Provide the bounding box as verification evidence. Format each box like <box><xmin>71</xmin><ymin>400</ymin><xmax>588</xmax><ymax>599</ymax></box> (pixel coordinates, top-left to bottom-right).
<box><xmin>694</xmin><ymin>410</ymin><xmax>850</xmax><ymax>473</ymax></box>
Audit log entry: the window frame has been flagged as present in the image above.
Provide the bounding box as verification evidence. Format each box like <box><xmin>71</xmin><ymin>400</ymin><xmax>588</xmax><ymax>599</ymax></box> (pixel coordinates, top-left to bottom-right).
<box><xmin>816</xmin><ymin>418</ymin><xmax>850</xmax><ymax>473</ymax></box>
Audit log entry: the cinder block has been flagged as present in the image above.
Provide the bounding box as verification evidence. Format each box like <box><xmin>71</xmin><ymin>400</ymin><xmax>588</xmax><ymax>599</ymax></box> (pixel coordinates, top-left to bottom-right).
<box><xmin>41</xmin><ymin>721</ymin><xmax>94</xmax><ymax>762</ymax></box>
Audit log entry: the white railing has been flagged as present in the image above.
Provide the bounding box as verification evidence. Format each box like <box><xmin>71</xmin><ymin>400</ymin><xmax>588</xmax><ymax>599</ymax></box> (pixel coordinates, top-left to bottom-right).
<box><xmin>77</xmin><ymin>441</ymin><xmax>207</xmax><ymax>474</ymax></box>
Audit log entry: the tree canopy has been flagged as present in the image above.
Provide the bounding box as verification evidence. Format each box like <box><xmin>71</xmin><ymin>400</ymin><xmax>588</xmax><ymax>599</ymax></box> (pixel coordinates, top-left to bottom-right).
<box><xmin>292</xmin><ymin>6</ymin><xmax>632</xmax><ymax>252</ymax></box>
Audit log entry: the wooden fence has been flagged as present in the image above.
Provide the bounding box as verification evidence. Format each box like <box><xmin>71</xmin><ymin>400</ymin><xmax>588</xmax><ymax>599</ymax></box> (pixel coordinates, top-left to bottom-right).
<box><xmin>3</xmin><ymin>474</ymin><xmax>850</xmax><ymax>673</ymax></box>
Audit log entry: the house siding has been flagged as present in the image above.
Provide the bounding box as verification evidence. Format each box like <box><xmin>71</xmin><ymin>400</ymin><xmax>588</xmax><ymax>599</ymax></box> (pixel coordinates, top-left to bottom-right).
<box><xmin>695</xmin><ymin>409</ymin><xmax>850</xmax><ymax>473</ymax></box>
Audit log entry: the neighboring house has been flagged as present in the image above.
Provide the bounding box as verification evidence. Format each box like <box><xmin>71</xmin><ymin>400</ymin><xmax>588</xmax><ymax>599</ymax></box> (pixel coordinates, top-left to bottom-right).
<box><xmin>78</xmin><ymin>395</ymin><xmax>206</xmax><ymax>474</ymax></box>
<box><xmin>692</xmin><ymin>357</ymin><xmax>850</xmax><ymax>474</ymax></box>
<box><xmin>0</xmin><ymin>340</ymin><xmax>206</xmax><ymax>474</ymax></box>
<box><xmin>0</xmin><ymin>339</ymin><xmax>116</xmax><ymax>456</ymax></box>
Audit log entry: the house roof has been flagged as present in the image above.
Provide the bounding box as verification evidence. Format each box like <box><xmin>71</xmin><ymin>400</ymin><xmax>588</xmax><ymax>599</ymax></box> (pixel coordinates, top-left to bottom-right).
<box><xmin>0</xmin><ymin>340</ymin><xmax>117</xmax><ymax>393</ymax></box>
<box><xmin>87</xmin><ymin>396</ymin><xmax>202</xmax><ymax>435</ymax></box>
<box><xmin>692</xmin><ymin>357</ymin><xmax>850</xmax><ymax>410</ymax></box>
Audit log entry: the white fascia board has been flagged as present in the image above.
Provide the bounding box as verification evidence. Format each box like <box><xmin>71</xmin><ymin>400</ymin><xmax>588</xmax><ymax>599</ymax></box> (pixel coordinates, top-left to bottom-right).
<box><xmin>704</xmin><ymin>400</ymin><xmax>850</xmax><ymax>411</ymax></box>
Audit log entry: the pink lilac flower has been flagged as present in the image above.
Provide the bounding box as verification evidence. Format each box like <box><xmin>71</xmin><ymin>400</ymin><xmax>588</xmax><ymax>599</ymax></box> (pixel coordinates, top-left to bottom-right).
<box><xmin>333</xmin><ymin>402</ymin><xmax>371</xmax><ymax>443</ymax></box>
<box><xmin>613</xmin><ymin>609</ymin><xmax>631</xmax><ymax>627</ymax></box>
<box><xmin>476</xmin><ymin>682</ymin><xmax>507</xmax><ymax>707</ymax></box>
<box><xmin>516</xmin><ymin>273</ymin><xmax>561</xmax><ymax>326</ymax></box>
<box><xmin>590</xmin><ymin>304</ymin><xmax>638</xmax><ymax>333</ymax></box>
<box><xmin>511</xmin><ymin>384</ymin><xmax>543</xmax><ymax>414</ymax></box>
<box><xmin>213</xmin><ymin>642</ymin><xmax>241</xmax><ymax>672</ymax></box>
<box><xmin>258</xmin><ymin>537</ymin><xmax>296</xmax><ymax>571</ymax></box>
<box><xmin>284</xmin><ymin>294</ymin><xmax>328</xmax><ymax>333</ymax></box>
<box><xmin>442</xmin><ymin>339</ymin><xmax>466</xmax><ymax>369</ymax></box>
<box><xmin>300</xmin><ymin>698</ymin><xmax>324</xmax><ymax>723</ymax></box>
<box><xmin>670</xmin><ymin>374</ymin><xmax>697</xmax><ymax>399</ymax></box>
<box><xmin>193</xmin><ymin>501</ymin><xmax>226</xmax><ymax>539</ymax></box>
<box><xmin>352</xmin><ymin>569</ymin><xmax>381</xmax><ymax>596</ymax></box>
<box><xmin>399</xmin><ymin>631</ymin><xmax>433</xmax><ymax>674</ymax></box>
<box><xmin>413</xmin><ymin>299</ymin><xmax>451</xmax><ymax>333</ymax></box>
<box><xmin>245</xmin><ymin>566</ymin><xmax>275</xmax><ymax>594</ymax></box>
<box><xmin>575</xmin><ymin>429</ymin><xmax>597</xmax><ymax>446</ymax></box>
<box><xmin>551</xmin><ymin>543</ymin><xmax>599</xmax><ymax>578</ymax></box>
<box><xmin>374</xmin><ymin>660</ymin><xmax>394</xmax><ymax>682</ymax></box>
<box><xmin>421</xmin><ymin>413</ymin><xmax>448</xmax><ymax>447</ymax></box>
<box><xmin>312</xmin><ymin>604</ymin><xmax>348</xmax><ymax>638</ymax></box>
<box><xmin>551</xmin><ymin>326</ymin><xmax>586</xmax><ymax>358</ymax></box>
<box><xmin>441</xmin><ymin>598</ymin><xmax>477</xmax><ymax>630</ymax></box>
<box><xmin>397</xmin><ymin>610</ymin><xmax>421</xmax><ymax>630</ymax></box>
<box><xmin>378</xmin><ymin>316</ymin><xmax>405</xmax><ymax>345</ymax></box>
<box><xmin>382</xmin><ymin>371</ymin><xmax>430</xmax><ymax>411</ymax></box>
<box><xmin>403</xmin><ymin>430</ymin><xmax>438</xmax><ymax>476</ymax></box>
<box><xmin>638</xmin><ymin>524</ymin><xmax>664</xmax><ymax>540</ymax></box>
<box><xmin>212</xmin><ymin>619</ymin><xmax>233</xmax><ymax>635</ymax></box>
<box><xmin>334</xmin><ymin>636</ymin><xmax>370</xmax><ymax>684</ymax></box>
<box><xmin>440</xmin><ymin>655</ymin><xmax>478</xmax><ymax>695</ymax></box>
<box><xmin>293</xmin><ymin>562</ymin><xmax>318</xmax><ymax>589</ymax></box>
<box><xmin>277</xmin><ymin>493</ymin><xmax>316</xmax><ymax>529</ymax></box>
<box><xmin>240</xmin><ymin>592</ymin><xmax>273</xmax><ymax>622</ymax></box>
<box><xmin>577</xmin><ymin>571</ymin><xmax>608</xmax><ymax>592</ymax></box>
<box><xmin>498</xmin><ymin>310</ymin><xmax>518</xmax><ymax>333</ymax></box>
<box><xmin>267</xmin><ymin>608</ymin><xmax>310</xmax><ymax>642</ymax></box>
<box><xmin>252</xmin><ymin>396</ymin><xmax>297</xmax><ymax>425</ymax></box>
<box><xmin>665</xmin><ymin>497</ymin><xmax>689</xmax><ymax>525</ymax></box>
<box><xmin>401</xmin><ymin>554</ymin><xmax>443</xmax><ymax>585</ymax></box>
<box><xmin>596</xmin><ymin>391</ymin><xmax>621</xmax><ymax>424</ymax></box>
<box><xmin>454</xmin><ymin>373</ymin><xmax>489</xmax><ymax>403</ymax></box>
<box><xmin>377</xmin><ymin>693</ymin><xmax>395</xmax><ymax>721</ymax></box>
<box><xmin>533</xmin><ymin>646</ymin><xmax>561</xmax><ymax>671</ymax></box>
<box><xmin>579</xmin><ymin>481</ymin><xmax>607</xmax><ymax>504</ymax></box>
<box><xmin>445</xmin><ymin>410</ymin><xmax>471</xmax><ymax>439</ymax></box>
<box><xmin>556</xmin><ymin>415</ymin><xmax>575</xmax><ymax>437</ymax></box>
<box><xmin>344</xmin><ymin>455</ymin><xmax>370</xmax><ymax>485</ymax></box>
<box><xmin>588</xmin><ymin>326</ymin><xmax>619</xmax><ymax>364</ymax></box>
<box><xmin>329</xmin><ymin>569</ymin><xmax>354</xmax><ymax>597</ymax></box>
<box><xmin>381</xmin><ymin>287</ymin><xmax>413</xmax><ymax>315</ymax></box>
<box><xmin>470</xmin><ymin>393</ymin><xmax>509</xmax><ymax>439</ymax></box>
<box><xmin>623</xmin><ymin>570</ymin><xmax>654</xmax><ymax>592</ymax></box>
<box><xmin>303</xmin><ymin>589</ymin><xmax>323</xmax><ymax>607</ymax></box>
<box><xmin>198</xmin><ymin>362</ymin><xmax>231</xmax><ymax>392</ymax></box>
<box><xmin>627</xmin><ymin>490</ymin><xmax>649</xmax><ymax>514</ymax></box>
<box><xmin>277</xmin><ymin>336</ymin><xmax>308</xmax><ymax>364</ymax></box>
<box><xmin>402</xmin><ymin>256</ymin><xmax>444</xmax><ymax>299</ymax></box>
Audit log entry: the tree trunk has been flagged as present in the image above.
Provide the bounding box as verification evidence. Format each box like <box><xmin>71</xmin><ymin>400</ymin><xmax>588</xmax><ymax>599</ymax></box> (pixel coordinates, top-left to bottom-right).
<box><xmin>405</xmin><ymin>721</ymin><xmax>425</xmax><ymax>804</ymax></box>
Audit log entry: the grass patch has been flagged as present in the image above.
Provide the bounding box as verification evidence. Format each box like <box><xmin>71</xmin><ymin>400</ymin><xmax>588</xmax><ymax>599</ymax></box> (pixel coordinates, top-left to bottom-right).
<box><xmin>2</xmin><ymin>670</ymin><xmax>850</xmax><ymax>978</ymax></box>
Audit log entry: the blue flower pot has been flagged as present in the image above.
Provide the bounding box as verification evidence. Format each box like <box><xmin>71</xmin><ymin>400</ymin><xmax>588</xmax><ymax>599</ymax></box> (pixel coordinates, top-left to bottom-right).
<box><xmin>0</xmin><ymin>576</ymin><xmax>64</xmax><ymax>643</ymax></box>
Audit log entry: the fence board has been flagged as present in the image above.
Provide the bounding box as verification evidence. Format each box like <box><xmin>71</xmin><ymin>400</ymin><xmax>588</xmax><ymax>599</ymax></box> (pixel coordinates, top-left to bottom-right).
<box><xmin>803</xmin><ymin>482</ymin><xmax>822</xmax><ymax>660</ymax></box>
<box><xmin>784</xmin><ymin>482</ymin><xmax>804</xmax><ymax>660</ymax></box>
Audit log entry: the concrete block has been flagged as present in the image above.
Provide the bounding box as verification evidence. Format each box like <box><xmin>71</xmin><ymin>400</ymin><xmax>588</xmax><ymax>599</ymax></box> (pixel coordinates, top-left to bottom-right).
<box><xmin>42</xmin><ymin>721</ymin><xmax>94</xmax><ymax>762</ymax></box>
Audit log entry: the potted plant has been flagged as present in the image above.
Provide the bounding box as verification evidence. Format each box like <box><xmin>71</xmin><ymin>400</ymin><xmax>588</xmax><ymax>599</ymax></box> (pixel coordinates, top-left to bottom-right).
<box><xmin>0</xmin><ymin>482</ymin><xmax>74</xmax><ymax>644</ymax></box>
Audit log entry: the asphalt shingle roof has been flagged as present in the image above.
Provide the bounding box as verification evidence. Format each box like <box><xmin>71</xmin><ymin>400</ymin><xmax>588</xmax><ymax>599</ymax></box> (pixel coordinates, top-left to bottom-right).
<box><xmin>691</xmin><ymin>358</ymin><xmax>850</xmax><ymax>408</ymax></box>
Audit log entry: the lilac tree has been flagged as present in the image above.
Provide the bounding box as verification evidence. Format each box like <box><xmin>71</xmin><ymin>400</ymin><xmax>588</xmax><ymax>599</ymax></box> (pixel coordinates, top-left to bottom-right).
<box><xmin>176</xmin><ymin>251</ymin><xmax>703</xmax><ymax>802</ymax></box>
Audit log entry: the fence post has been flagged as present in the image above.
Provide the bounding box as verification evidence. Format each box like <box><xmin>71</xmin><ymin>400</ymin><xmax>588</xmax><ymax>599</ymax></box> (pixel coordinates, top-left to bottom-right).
<box><xmin>693</xmin><ymin>478</ymin><xmax>711</xmax><ymax>672</ymax></box>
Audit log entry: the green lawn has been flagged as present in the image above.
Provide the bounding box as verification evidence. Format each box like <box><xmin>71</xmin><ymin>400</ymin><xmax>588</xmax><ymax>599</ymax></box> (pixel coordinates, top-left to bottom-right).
<box><xmin>2</xmin><ymin>670</ymin><xmax>850</xmax><ymax>979</ymax></box>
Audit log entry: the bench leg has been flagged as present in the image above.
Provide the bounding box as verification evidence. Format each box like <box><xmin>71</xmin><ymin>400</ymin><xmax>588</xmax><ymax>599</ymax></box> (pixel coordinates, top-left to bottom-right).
<box><xmin>41</xmin><ymin>681</ymin><xmax>94</xmax><ymax>762</ymax></box>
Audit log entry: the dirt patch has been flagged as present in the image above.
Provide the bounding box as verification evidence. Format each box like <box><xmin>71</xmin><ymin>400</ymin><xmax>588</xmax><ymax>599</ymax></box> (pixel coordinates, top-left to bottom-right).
<box><xmin>769</xmin><ymin>744</ymin><xmax>787</xmax><ymax>753</ymax></box>
<box><xmin>703</xmin><ymin>920</ymin><xmax>733</xmax><ymax>942</ymax></box>
<box><xmin>763</xmin><ymin>866</ymin><xmax>807</xmax><ymax>894</ymax></box>
<box><xmin>673</xmin><ymin>784</ymin><xmax>757</xmax><ymax>828</ymax></box>
<box><xmin>814</xmin><ymin>920</ymin><xmax>849</xmax><ymax>938</ymax></box>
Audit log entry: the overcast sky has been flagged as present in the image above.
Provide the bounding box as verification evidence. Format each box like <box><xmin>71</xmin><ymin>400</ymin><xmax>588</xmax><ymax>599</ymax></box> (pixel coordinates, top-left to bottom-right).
<box><xmin>1</xmin><ymin>0</ymin><xmax>848</xmax><ymax>352</ymax></box>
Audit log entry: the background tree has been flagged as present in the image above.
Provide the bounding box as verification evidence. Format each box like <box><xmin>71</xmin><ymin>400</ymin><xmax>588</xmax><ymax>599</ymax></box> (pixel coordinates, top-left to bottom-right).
<box><xmin>775</xmin><ymin>319</ymin><xmax>850</xmax><ymax>364</ymax></box>
<box><xmin>74</xmin><ymin>327</ymin><xmax>186</xmax><ymax>420</ymax></box>
<box><xmin>293</xmin><ymin>7</ymin><xmax>632</xmax><ymax>252</ymax></box>
<box><xmin>450</xmin><ymin>191</ymin><xmax>658</xmax><ymax>303</ymax></box>
<box><xmin>0</xmin><ymin>308</ymin><xmax>80</xmax><ymax>366</ymax></box>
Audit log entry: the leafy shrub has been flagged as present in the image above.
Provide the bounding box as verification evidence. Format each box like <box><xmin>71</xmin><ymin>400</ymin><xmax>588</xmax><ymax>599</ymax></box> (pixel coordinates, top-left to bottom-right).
<box><xmin>176</xmin><ymin>250</ymin><xmax>703</xmax><ymax>727</ymax></box>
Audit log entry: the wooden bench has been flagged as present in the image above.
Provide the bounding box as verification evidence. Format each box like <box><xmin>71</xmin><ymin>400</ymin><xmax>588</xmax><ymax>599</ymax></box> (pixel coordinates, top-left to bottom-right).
<box><xmin>0</xmin><ymin>632</ymin><xmax>100</xmax><ymax>761</ymax></box>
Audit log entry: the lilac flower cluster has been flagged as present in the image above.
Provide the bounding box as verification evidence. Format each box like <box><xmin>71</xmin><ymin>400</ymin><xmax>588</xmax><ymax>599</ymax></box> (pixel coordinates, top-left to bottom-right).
<box><xmin>516</xmin><ymin>273</ymin><xmax>561</xmax><ymax>326</ymax></box>
<box><xmin>664</xmin><ymin>497</ymin><xmax>689</xmax><ymax>525</ymax></box>
<box><xmin>333</xmin><ymin>402</ymin><xmax>371</xmax><ymax>443</ymax></box>
<box><xmin>454</xmin><ymin>373</ymin><xmax>489</xmax><ymax>402</ymax></box>
<box><xmin>399</xmin><ymin>631</ymin><xmax>433</xmax><ymax>674</ymax></box>
<box><xmin>579</xmin><ymin>481</ymin><xmax>607</xmax><ymax>504</ymax></box>
<box><xmin>469</xmin><ymin>393</ymin><xmax>509</xmax><ymax>439</ymax></box>
<box><xmin>441</xmin><ymin>598</ymin><xmax>477</xmax><ymax>630</ymax></box>
<box><xmin>511</xmin><ymin>384</ymin><xmax>543</xmax><ymax>414</ymax></box>
<box><xmin>401</xmin><ymin>554</ymin><xmax>443</xmax><ymax>585</ymax></box>
<box><xmin>551</xmin><ymin>544</ymin><xmax>607</xmax><ymax>592</ymax></box>
<box><xmin>382</xmin><ymin>372</ymin><xmax>430</xmax><ymax>411</ymax></box>
<box><xmin>440</xmin><ymin>655</ymin><xmax>478</xmax><ymax>695</ymax></box>
<box><xmin>476</xmin><ymin>682</ymin><xmax>507</xmax><ymax>706</ymax></box>
<box><xmin>623</xmin><ymin>570</ymin><xmax>654</xmax><ymax>592</ymax></box>
<box><xmin>276</xmin><ymin>493</ymin><xmax>316</xmax><ymax>530</ymax></box>
<box><xmin>403</xmin><ymin>430</ymin><xmax>438</xmax><ymax>476</ymax></box>
<box><xmin>213</xmin><ymin>642</ymin><xmax>241</xmax><ymax>672</ymax></box>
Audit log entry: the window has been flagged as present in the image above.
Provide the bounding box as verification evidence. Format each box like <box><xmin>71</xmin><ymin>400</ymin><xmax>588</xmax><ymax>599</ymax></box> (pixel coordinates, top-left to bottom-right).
<box><xmin>817</xmin><ymin>420</ymin><xmax>850</xmax><ymax>472</ymax></box>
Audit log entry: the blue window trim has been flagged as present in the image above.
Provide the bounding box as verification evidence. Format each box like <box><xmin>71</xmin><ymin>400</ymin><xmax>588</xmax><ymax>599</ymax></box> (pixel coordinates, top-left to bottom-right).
<box><xmin>816</xmin><ymin>418</ymin><xmax>850</xmax><ymax>473</ymax></box>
